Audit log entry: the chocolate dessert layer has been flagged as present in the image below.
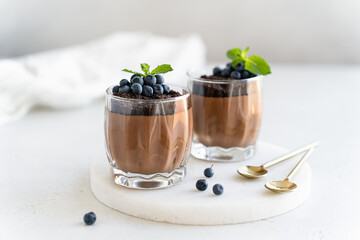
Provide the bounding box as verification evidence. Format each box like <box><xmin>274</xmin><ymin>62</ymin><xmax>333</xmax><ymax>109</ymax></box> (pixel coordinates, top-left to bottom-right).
<box><xmin>191</xmin><ymin>78</ymin><xmax>261</xmax><ymax>148</ymax></box>
<box><xmin>192</xmin><ymin>75</ymin><xmax>259</xmax><ymax>97</ymax></box>
<box><xmin>106</xmin><ymin>107</ymin><xmax>193</xmax><ymax>174</ymax></box>
<box><xmin>109</xmin><ymin>91</ymin><xmax>192</xmax><ymax>116</ymax></box>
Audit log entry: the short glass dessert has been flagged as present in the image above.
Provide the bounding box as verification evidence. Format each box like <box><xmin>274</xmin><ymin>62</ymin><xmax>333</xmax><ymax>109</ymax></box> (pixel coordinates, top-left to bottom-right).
<box><xmin>187</xmin><ymin>47</ymin><xmax>271</xmax><ymax>161</ymax></box>
<box><xmin>104</xmin><ymin>64</ymin><xmax>193</xmax><ymax>189</ymax></box>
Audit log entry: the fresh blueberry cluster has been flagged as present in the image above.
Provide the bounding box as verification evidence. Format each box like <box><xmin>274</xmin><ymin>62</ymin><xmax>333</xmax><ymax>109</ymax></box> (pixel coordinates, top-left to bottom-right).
<box><xmin>195</xmin><ymin>165</ymin><xmax>224</xmax><ymax>195</ymax></box>
<box><xmin>112</xmin><ymin>74</ymin><xmax>171</xmax><ymax>97</ymax></box>
<box><xmin>83</xmin><ymin>212</ymin><xmax>96</xmax><ymax>225</ymax></box>
<box><xmin>213</xmin><ymin>62</ymin><xmax>257</xmax><ymax>80</ymax></box>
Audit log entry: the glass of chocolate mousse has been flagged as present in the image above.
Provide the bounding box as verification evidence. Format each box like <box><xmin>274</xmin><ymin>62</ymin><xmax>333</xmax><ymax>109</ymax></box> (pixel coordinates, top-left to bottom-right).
<box><xmin>104</xmin><ymin>82</ymin><xmax>193</xmax><ymax>189</ymax></box>
<box><xmin>187</xmin><ymin>68</ymin><xmax>263</xmax><ymax>161</ymax></box>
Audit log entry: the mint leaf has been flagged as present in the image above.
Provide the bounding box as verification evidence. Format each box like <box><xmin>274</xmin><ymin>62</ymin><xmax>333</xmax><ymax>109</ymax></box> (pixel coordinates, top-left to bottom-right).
<box><xmin>241</xmin><ymin>47</ymin><xmax>249</xmax><ymax>59</ymax></box>
<box><xmin>150</xmin><ymin>64</ymin><xmax>173</xmax><ymax>75</ymax></box>
<box><xmin>140</xmin><ymin>63</ymin><xmax>150</xmax><ymax>75</ymax></box>
<box><xmin>226</xmin><ymin>48</ymin><xmax>242</xmax><ymax>61</ymax></box>
<box><xmin>245</xmin><ymin>56</ymin><xmax>271</xmax><ymax>75</ymax></box>
<box><xmin>122</xmin><ymin>69</ymin><xmax>145</xmax><ymax>77</ymax></box>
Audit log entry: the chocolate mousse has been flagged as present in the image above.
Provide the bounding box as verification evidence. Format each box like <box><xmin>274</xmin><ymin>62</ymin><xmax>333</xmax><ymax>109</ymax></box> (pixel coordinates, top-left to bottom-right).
<box><xmin>191</xmin><ymin>76</ymin><xmax>261</xmax><ymax>148</ymax></box>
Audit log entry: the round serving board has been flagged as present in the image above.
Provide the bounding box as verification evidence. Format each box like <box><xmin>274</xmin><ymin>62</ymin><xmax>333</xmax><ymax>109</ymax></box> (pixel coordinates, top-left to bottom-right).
<box><xmin>91</xmin><ymin>141</ymin><xmax>312</xmax><ymax>225</ymax></box>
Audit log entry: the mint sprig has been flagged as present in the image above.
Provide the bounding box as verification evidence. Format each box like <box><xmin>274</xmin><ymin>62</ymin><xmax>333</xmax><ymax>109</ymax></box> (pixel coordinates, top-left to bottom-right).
<box><xmin>226</xmin><ymin>47</ymin><xmax>271</xmax><ymax>75</ymax></box>
<box><xmin>122</xmin><ymin>63</ymin><xmax>173</xmax><ymax>77</ymax></box>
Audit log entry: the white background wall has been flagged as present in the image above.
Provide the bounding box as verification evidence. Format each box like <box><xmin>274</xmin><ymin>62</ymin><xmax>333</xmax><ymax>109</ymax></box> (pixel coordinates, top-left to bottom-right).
<box><xmin>1</xmin><ymin>0</ymin><xmax>360</xmax><ymax>63</ymax></box>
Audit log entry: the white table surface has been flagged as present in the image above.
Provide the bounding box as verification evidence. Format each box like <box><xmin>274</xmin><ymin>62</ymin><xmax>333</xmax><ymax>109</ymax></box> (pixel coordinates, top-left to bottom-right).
<box><xmin>1</xmin><ymin>64</ymin><xmax>359</xmax><ymax>239</ymax></box>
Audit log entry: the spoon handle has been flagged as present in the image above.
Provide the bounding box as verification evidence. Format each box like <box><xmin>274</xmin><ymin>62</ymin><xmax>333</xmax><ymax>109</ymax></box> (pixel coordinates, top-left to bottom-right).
<box><xmin>286</xmin><ymin>148</ymin><xmax>315</xmax><ymax>181</ymax></box>
<box><xmin>262</xmin><ymin>141</ymin><xmax>319</xmax><ymax>169</ymax></box>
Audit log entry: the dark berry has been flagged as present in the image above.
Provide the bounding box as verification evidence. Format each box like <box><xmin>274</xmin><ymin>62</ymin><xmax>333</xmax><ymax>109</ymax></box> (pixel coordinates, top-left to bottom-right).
<box><xmin>241</xmin><ymin>70</ymin><xmax>250</xmax><ymax>79</ymax></box>
<box><xmin>221</xmin><ymin>68</ymin><xmax>231</xmax><ymax>78</ymax></box>
<box><xmin>83</xmin><ymin>212</ymin><xmax>96</xmax><ymax>225</ymax></box>
<box><xmin>213</xmin><ymin>184</ymin><xmax>224</xmax><ymax>195</ymax></box>
<box><xmin>153</xmin><ymin>84</ymin><xmax>164</xmax><ymax>95</ymax></box>
<box><xmin>143</xmin><ymin>85</ymin><xmax>154</xmax><ymax>97</ymax></box>
<box><xmin>250</xmin><ymin>73</ymin><xmax>258</xmax><ymax>78</ymax></box>
<box><xmin>213</xmin><ymin>67</ymin><xmax>222</xmax><ymax>76</ymax></box>
<box><xmin>144</xmin><ymin>75</ymin><xmax>156</xmax><ymax>86</ymax></box>
<box><xmin>204</xmin><ymin>167</ymin><xmax>214</xmax><ymax>178</ymax></box>
<box><xmin>226</xmin><ymin>62</ymin><xmax>234</xmax><ymax>69</ymax></box>
<box><xmin>132</xmin><ymin>76</ymin><xmax>144</xmax><ymax>85</ymax></box>
<box><xmin>155</xmin><ymin>75</ymin><xmax>165</xmax><ymax>84</ymax></box>
<box><xmin>131</xmin><ymin>83</ymin><xmax>143</xmax><ymax>95</ymax></box>
<box><xmin>119</xmin><ymin>85</ymin><xmax>130</xmax><ymax>93</ymax></box>
<box><xmin>162</xmin><ymin>84</ymin><xmax>171</xmax><ymax>94</ymax></box>
<box><xmin>120</xmin><ymin>79</ymin><xmax>129</xmax><ymax>86</ymax></box>
<box><xmin>230</xmin><ymin>71</ymin><xmax>241</xmax><ymax>79</ymax></box>
<box><xmin>112</xmin><ymin>85</ymin><xmax>120</xmax><ymax>94</ymax></box>
<box><xmin>196</xmin><ymin>179</ymin><xmax>208</xmax><ymax>191</ymax></box>
<box><xmin>234</xmin><ymin>62</ymin><xmax>245</xmax><ymax>72</ymax></box>
<box><xmin>130</xmin><ymin>74</ymin><xmax>140</xmax><ymax>81</ymax></box>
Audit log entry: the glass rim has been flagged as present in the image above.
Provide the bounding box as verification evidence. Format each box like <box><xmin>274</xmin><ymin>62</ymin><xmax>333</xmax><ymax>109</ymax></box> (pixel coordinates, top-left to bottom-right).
<box><xmin>187</xmin><ymin>68</ymin><xmax>263</xmax><ymax>84</ymax></box>
<box><xmin>106</xmin><ymin>84</ymin><xmax>191</xmax><ymax>104</ymax></box>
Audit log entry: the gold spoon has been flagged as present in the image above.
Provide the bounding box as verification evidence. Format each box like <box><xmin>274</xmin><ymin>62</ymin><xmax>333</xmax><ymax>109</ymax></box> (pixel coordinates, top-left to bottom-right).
<box><xmin>265</xmin><ymin>147</ymin><xmax>315</xmax><ymax>193</ymax></box>
<box><xmin>237</xmin><ymin>141</ymin><xmax>319</xmax><ymax>179</ymax></box>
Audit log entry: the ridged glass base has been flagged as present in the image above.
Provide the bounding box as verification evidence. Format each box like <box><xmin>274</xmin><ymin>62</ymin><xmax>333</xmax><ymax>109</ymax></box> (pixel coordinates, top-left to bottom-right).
<box><xmin>110</xmin><ymin>166</ymin><xmax>186</xmax><ymax>189</ymax></box>
<box><xmin>191</xmin><ymin>140</ymin><xmax>255</xmax><ymax>162</ymax></box>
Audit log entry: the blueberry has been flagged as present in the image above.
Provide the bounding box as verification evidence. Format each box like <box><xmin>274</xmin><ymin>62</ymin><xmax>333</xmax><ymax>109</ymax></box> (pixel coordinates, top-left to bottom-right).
<box><xmin>230</xmin><ymin>71</ymin><xmax>241</xmax><ymax>79</ymax></box>
<box><xmin>119</xmin><ymin>85</ymin><xmax>130</xmax><ymax>93</ymax></box>
<box><xmin>213</xmin><ymin>184</ymin><xmax>224</xmax><ymax>195</ymax></box>
<box><xmin>204</xmin><ymin>166</ymin><xmax>214</xmax><ymax>178</ymax></box>
<box><xmin>119</xmin><ymin>79</ymin><xmax>129</xmax><ymax>86</ymax></box>
<box><xmin>234</xmin><ymin>62</ymin><xmax>245</xmax><ymax>72</ymax></box>
<box><xmin>131</xmin><ymin>83</ymin><xmax>143</xmax><ymax>95</ymax></box>
<box><xmin>213</xmin><ymin>67</ymin><xmax>222</xmax><ymax>76</ymax></box>
<box><xmin>250</xmin><ymin>73</ymin><xmax>258</xmax><ymax>78</ymax></box>
<box><xmin>241</xmin><ymin>70</ymin><xmax>250</xmax><ymax>79</ymax></box>
<box><xmin>226</xmin><ymin>62</ymin><xmax>234</xmax><ymax>69</ymax></box>
<box><xmin>196</xmin><ymin>179</ymin><xmax>208</xmax><ymax>191</ymax></box>
<box><xmin>221</xmin><ymin>68</ymin><xmax>231</xmax><ymax>78</ymax></box>
<box><xmin>83</xmin><ymin>212</ymin><xmax>96</xmax><ymax>225</ymax></box>
<box><xmin>153</xmin><ymin>84</ymin><xmax>164</xmax><ymax>95</ymax></box>
<box><xmin>132</xmin><ymin>76</ymin><xmax>144</xmax><ymax>85</ymax></box>
<box><xmin>130</xmin><ymin>74</ymin><xmax>140</xmax><ymax>81</ymax></box>
<box><xmin>155</xmin><ymin>75</ymin><xmax>165</xmax><ymax>84</ymax></box>
<box><xmin>143</xmin><ymin>85</ymin><xmax>154</xmax><ymax>97</ymax></box>
<box><xmin>112</xmin><ymin>85</ymin><xmax>120</xmax><ymax>94</ymax></box>
<box><xmin>144</xmin><ymin>75</ymin><xmax>156</xmax><ymax>86</ymax></box>
<box><xmin>162</xmin><ymin>84</ymin><xmax>171</xmax><ymax>94</ymax></box>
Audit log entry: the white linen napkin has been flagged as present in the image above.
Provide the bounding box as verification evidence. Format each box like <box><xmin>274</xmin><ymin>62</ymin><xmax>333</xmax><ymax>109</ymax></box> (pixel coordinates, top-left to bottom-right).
<box><xmin>0</xmin><ymin>32</ymin><xmax>206</xmax><ymax>125</ymax></box>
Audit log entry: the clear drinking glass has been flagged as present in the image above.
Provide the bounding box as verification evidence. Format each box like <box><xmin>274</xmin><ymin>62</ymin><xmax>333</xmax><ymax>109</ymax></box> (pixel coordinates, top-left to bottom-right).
<box><xmin>187</xmin><ymin>68</ymin><xmax>263</xmax><ymax>162</ymax></box>
<box><xmin>104</xmin><ymin>85</ymin><xmax>193</xmax><ymax>189</ymax></box>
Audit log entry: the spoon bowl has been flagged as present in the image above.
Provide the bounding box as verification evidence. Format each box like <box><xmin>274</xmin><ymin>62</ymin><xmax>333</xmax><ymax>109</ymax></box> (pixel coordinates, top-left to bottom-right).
<box><xmin>265</xmin><ymin>180</ymin><xmax>297</xmax><ymax>193</ymax></box>
<box><xmin>237</xmin><ymin>166</ymin><xmax>268</xmax><ymax>178</ymax></box>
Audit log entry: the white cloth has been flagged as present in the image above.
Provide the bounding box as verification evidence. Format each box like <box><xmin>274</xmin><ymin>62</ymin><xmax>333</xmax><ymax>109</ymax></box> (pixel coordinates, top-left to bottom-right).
<box><xmin>0</xmin><ymin>32</ymin><xmax>206</xmax><ymax>125</ymax></box>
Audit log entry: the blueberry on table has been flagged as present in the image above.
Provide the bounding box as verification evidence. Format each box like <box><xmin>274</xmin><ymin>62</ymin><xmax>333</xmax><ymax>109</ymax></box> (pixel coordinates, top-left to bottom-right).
<box><xmin>120</xmin><ymin>79</ymin><xmax>129</xmax><ymax>86</ymax></box>
<box><xmin>226</xmin><ymin>62</ymin><xmax>234</xmax><ymax>69</ymax></box>
<box><xmin>213</xmin><ymin>184</ymin><xmax>224</xmax><ymax>195</ymax></box>
<box><xmin>213</xmin><ymin>67</ymin><xmax>222</xmax><ymax>76</ymax></box>
<box><xmin>144</xmin><ymin>75</ymin><xmax>156</xmax><ymax>86</ymax></box>
<box><xmin>143</xmin><ymin>85</ymin><xmax>154</xmax><ymax>97</ymax></box>
<box><xmin>131</xmin><ymin>83</ymin><xmax>143</xmax><ymax>95</ymax></box>
<box><xmin>230</xmin><ymin>71</ymin><xmax>241</xmax><ymax>79</ymax></box>
<box><xmin>153</xmin><ymin>84</ymin><xmax>164</xmax><ymax>95</ymax></box>
<box><xmin>112</xmin><ymin>85</ymin><xmax>120</xmax><ymax>94</ymax></box>
<box><xmin>241</xmin><ymin>70</ymin><xmax>250</xmax><ymax>79</ymax></box>
<box><xmin>196</xmin><ymin>179</ymin><xmax>208</xmax><ymax>191</ymax></box>
<box><xmin>234</xmin><ymin>62</ymin><xmax>244</xmax><ymax>72</ymax></box>
<box><xmin>119</xmin><ymin>85</ymin><xmax>130</xmax><ymax>93</ymax></box>
<box><xmin>162</xmin><ymin>84</ymin><xmax>171</xmax><ymax>94</ymax></box>
<box><xmin>221</xmin><ymin>68</ymin><xmax>231</xmax><ymax>78</ymax></box>
<box><xmin>132</xmin><ymin>76</ymin><xmax>144</xmax><ymax>85</ymax></box>
<box><xmin>204</xmin><ymin>165</ymin><xmax>214</xmax><ymax>178</ymax></box>
<box><xmin>83</xmin><ymin>212</ymin><xmax>96</xmax><ymax>225</ymax></box>
<box><xmin>155</xmin><ymin>75</ymin><xmax>165</xmax><ymax>84</ymax></box>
